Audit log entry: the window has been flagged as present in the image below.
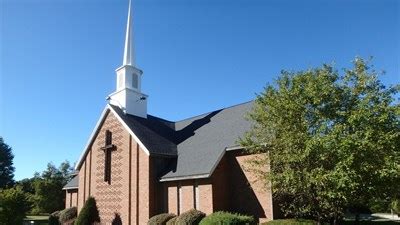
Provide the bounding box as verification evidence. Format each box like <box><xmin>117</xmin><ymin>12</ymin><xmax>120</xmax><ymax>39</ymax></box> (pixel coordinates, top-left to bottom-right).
<box><xmin>132</xmin><ymin>74</ymin><xmax>138</xmax><ymax>89</ymax></box>
<box><xmin>118</xmin><ymin>74</ymin><xmax>124</xmax><ymax>89</ymax></box>
<box><xmin>102</xmin><ymin>130</ymin><xmax>114</xmax><ymax>184</ymax></box>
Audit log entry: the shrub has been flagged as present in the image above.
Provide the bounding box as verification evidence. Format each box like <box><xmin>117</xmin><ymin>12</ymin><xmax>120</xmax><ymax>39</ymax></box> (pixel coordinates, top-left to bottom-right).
<box><xmin>166</xmin><ymin>216</ymin><xmax>178</xmax><ymax>225</ymax></box>
<box><xmin>59</xmin><ymin>207</ymin><xmax>77</xmax><ymax>223</ymax></box>
<box><xmin>148</xmin><ymin>213</ymin><xmax>176</xmax><ymax>225</ymax></box>
<box><xmin>112</xmin><ymin>213</ymin><xmax>122</xmax><ymax>225</ymax></box>
<box><xmin>199</xmin><ymin>211</ymin><xmax>255</xmax><ymax>225</ymax></box>
<box><xmin>0</xmin><ymin>187</ymin><xmax>31</xmax><ymax>225</ymax></box>
<box><xmin>49</xmin><ymin>211</ymin><xmax>61</xmax><ymax>225</ymax></box>
<box><xmin>74</xmin><ymin>197</ymin><xmax>100</xmax><ymax>225</ymax></box>
<box><xmin>175</xmin><ymin>209</ymin><xmax>205</xmax><ymax>225</ymax></box>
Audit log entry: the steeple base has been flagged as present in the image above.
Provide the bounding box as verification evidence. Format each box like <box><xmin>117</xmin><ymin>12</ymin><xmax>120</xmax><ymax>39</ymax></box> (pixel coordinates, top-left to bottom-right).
<box><xmin>108</xmin><ymin>88</ymin><xmax>148</xmax><ymax>118</ymax></box>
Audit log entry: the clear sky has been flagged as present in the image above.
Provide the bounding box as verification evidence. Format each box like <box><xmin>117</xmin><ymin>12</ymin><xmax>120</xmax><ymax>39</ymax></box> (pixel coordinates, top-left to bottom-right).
<box><xmin>1</xmin><ymin>0</ymin><xmax>399</xmax><ymax>180</ymax></box>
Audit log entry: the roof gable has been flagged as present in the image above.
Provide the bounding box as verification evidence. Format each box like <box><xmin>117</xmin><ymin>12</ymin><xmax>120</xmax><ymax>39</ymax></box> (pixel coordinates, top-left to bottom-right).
<box><xmin>75</xmin><ymin>101</ymin><xmax>254</xmax><ymax>180</ymax></box>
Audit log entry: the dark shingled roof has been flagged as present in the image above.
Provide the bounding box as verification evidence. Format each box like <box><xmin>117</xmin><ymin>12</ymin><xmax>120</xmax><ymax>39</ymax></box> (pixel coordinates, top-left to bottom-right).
<box><xmin>110</xmin><ymin>101</ymin><xmax>254</xmax><ymax>181</ymax></box>
<box><xmin>162</xmin><ymin>101</ymin><xmax>254</xmax><ymax>180</ymax></box>
<box><xmin>63</xmin><ymin>175</ymin><xmax>79</xmax><ymax>190</ymax></box>
<box><xmin>110</xmin><ymin>105</ymin><xmax>178</xmax><ymax>156</ymax></box>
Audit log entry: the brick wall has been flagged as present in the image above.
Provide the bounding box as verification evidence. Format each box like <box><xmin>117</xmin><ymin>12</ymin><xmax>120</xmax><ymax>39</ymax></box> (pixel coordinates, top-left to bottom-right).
<box><xmin>71</xmin><ymin>190</ymin><xmax>78</xmax><ymax>208</ymax></box>
<box><xmin>228</xmin><ymin>151</ymin><xmax>273</xmax><ymax>223</ymax></box>
<box><xmin>162</xmin><ymin>151</ymin><xmax>273</xmax><ymax>223</ymax></box>
<box><xmin>65</xmin><ymin>189</ymin><xmax>78</xmax><ymax>208</ymax></box>
<box><xmin>211</xmin><ymin>155</ymin><xmax>229</xmax><ymax>211</ymax></box>
<box><xmin>165</xmin><ymin>179</ymin><xmax>213</xmax><ymax>215</ymax></box>
<box><xmin>180</xmin><ymin>180</ymin><xmax>194</xmax><ymax>212</ymax></box>
<box><xmin>75</xmin><ymin>110</ymin><xmax>154</xmax><ymax>225</ymax></box>
<box><xmin>197</xmin><ymin>181</ymin><xmax>213</xmax><ymax>215</ymax></box>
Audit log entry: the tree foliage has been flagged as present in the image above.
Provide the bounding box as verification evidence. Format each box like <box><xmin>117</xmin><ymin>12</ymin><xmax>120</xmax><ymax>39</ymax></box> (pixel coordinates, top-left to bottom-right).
<box><xmin>241</xmin><ymin>58</ymin><xmax>400</xmax><ymax>223</ymax></box>
<box><xmin>0</xmin><ymin>186</ymin><xmax>31</xmax><ymax>225</ymax></box>
<box><xmin>31</xmin><ymin>161</ymin><xmax>74</xmax><ymax>214</ymax></box>
<box><xmin>15</xmin><ymin>161</ymin><xmax>74</xmax><ymax>214</ymax></box>
<box><xmin>0</xmin><ymin>137</ymin><xmax>15</xmax><ymax>189</ymax></box>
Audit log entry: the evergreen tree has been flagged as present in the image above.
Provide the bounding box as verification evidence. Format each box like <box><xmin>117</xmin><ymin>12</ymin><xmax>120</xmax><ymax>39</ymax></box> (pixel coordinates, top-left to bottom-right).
<box><xmin>74</xmin><ymin>197</ymin><xmax>100</xmax><ymax>225</ymax></box>
<box><xmin>0</xmin><ymin>137</ymin><xmax>15</xmax><ymax>189</ymax></box>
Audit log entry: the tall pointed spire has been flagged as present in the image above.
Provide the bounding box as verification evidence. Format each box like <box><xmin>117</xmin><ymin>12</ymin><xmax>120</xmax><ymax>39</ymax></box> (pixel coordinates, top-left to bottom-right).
<box><xmin>123</xmin><ymin>0</ymin><xmax>134</xmax><ymax>66</ymax></box>
<box><xmin>108</xmin><ymin>0</ymin><xmax>147</xmax><ymax>118</ymax></box>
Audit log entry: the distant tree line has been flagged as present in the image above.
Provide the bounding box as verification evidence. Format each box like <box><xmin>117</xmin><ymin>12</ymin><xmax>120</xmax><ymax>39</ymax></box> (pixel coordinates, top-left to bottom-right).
<box><xmin>0</xmin><ymin>137</ymin><xmax>74</xmax><ymax>225</ymax></box>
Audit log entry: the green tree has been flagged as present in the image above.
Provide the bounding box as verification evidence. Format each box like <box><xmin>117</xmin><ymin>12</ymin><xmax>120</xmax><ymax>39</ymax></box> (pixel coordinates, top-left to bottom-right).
<box><xmin>31</xmin><ymin>161</ymin><xmax>73</xmax><ymax>214</ymax></box>
<box><xmin>74</xmin><ymin>197</ymin><xmax>100</xmax><ymax>225</ymax></box>
<box><xmin>0</xmin><ymin>186</ymin><xmax>31</xmax><ymax>225</ymax></box>
<box><xmin>241</xmin><ymin>58</ymin><xmax>400</xmax><ymax>224</ymax></box>
<box><xmin>0</xmin><ymin>137</ymin><xmax>15</xmax><ymax>189</ymax></box>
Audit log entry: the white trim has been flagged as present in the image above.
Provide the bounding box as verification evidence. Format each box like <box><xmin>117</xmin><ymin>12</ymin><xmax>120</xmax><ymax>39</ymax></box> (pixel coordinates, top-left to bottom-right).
<box><xmin>108</xmin><ymin>87</ymin><xmax>148</xmax><ymax>98</ymax></box>
<box><xmin>159</xmin><ymin>174</ymin><xmax>209</xmax><ymax>182</ymax></box>
<box><xmin>62</xmin><ymin>186</ymin><xmax>79</xmax><ymax>190</ymax></box>
<box><xmin>107</xmin><ymin>104</ymin><xmax>151</xmax><ymax>156</ymax></box>
<box><xmin>225</xmin><ymin>145</ymin><xmax>244</xmax><ymax>151</ymax></box>
<box><xmin>75</xmin><ymin>107</ymin><xmax>110</xmax><ymax>170</ymax></box>
<box><xmin>75</xmin><ymin>104</ymin><xmax>152</xmax><ymax>171</ymax></box>
<box><xmin>194</xmin><ymin>180</ymin><xmax>199</xmax><ymax>209</ymax></box>
<box><xmin>178</xmin><ymin>182</ymin><xmax>182</xmax><ymax>215</ymax></box>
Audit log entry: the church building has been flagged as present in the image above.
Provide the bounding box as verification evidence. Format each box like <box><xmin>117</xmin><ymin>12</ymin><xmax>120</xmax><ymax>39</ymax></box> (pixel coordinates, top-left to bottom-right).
<box><xmin>63</xmin><ymin>0</ymin><xmax>273</xmax><ymax>224</ymax></box>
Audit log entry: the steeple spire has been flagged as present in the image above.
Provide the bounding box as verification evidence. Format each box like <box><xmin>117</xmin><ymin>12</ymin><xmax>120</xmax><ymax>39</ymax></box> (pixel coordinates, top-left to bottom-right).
<box><xmin>123</xmin><ymin>0</ymin><xmax>134</xmax><ymax>66</ymax></box>
<box><xmin>108</xmin><ymin>0</ymin><xmax>148</xmax><ymax>118</ymax></box>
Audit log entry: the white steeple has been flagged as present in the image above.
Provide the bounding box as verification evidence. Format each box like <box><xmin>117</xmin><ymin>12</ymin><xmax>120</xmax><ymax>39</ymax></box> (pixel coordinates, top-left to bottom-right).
<box><xmin>108</xmin><ymin>0</ymin><xmax>148</xmax><ymax>118</ymax></box>
<box><xmin>123</xmin><ymin>0</ymin><xmax>134</xmax><ymax>66</ymax></box>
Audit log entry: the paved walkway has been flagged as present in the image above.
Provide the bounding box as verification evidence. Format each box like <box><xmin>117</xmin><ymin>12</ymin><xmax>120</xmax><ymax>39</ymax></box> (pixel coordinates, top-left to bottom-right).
<box><xmin>372</xmin><ymin>213</ymin><xmax>400</xmax><ymax>221</ymax></box>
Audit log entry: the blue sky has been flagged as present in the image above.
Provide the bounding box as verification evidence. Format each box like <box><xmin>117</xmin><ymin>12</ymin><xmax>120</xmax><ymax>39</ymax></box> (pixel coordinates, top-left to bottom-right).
<box><xmin>1</xmin><ymin>0</ymin><xmax>399</xmax><ymax>180</ymax></box>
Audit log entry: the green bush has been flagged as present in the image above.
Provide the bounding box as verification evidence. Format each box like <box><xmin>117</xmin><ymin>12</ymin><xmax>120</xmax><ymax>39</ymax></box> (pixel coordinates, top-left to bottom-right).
<box><xmin>175</xmin><ymin>209</ymin><xmax>205</xmax><ymax>225</ymax></box>
<box><xmin>148</xmin><ymin>213</ymin><xmax>176</xmax><ymax>225</ymax></box>
<box><xmin>199</xmin><ymin>211</ymin><xmax>255</xmax><ymax>225</ymax></box>
<box><xmin>0</xmin><ymin>186</ymin><xmax>31</xmax><ymax>225</ymax></box>
<box><xmin>261</xmin><ymin>219</ymin><xmax>317</xmax><ymax>225</ymax></box>
<box><xmin>49</xmin><ymin>214</ymin><xmax>60</xmax><ymax>225</ymax></box>
<box><xmin>166</xmin><ymin>216</ymin><xmax>178</xmax><ymax>225</ymax></box>
<box><xmin>74</xmin><ymin>197</ymin><xmax>100</xmax><ymax>225</ymax></box>
<box><xmin>392</xmin><ymin>199</ymin><xmax>400</xmax><ymax>215</ymax></box>
<box><xmin>59</xmin><ymin>207</ymin><xmax>77</xmax><ymax>223</ymax></box>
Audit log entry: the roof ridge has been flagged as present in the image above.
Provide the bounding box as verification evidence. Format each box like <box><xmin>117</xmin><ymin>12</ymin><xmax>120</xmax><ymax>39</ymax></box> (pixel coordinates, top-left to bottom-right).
<box><xmin>173</xmin><ymin>99</ymin><xmax>254</xmax><ymax>123</ymax></box>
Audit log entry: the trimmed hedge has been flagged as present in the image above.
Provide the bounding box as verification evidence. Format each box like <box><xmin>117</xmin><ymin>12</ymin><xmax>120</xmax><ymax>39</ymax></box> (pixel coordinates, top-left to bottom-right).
<box><xmin>148</xmin><ymin>213</ymin><xmax>176</xmax><ymax>225</ymax></box>
<box><xmin>199</xmin><ymin>211</ymin><xmax>255</xmax><ymax>225</ymax></box>
<box><xmin>175</xmin><ymin>209</ymin><xmax>205</xmax><ymax>225</ymax></box>
<box><xmin>49</xmin><ymin>215</ymin><xmax>60</xmax><ymax>225</ymax></box>
<box><xmin>166</xmin><ymin>216</ymin><xmax>178</xmax><ymax>225</ymax></box>
<box><xmin>74</xmin><ymin>197</ymin><xmax>100</xmax><ymax>225</ymax></box>
<box><xmin>59</xmin><ymin>207</ymin><xmax>77</xmax><ymax>223</ymax></box>
<box><xmin>49</xmin><ymin>211</ymin><xmax>61</xmax><ymax>225</ymax></box>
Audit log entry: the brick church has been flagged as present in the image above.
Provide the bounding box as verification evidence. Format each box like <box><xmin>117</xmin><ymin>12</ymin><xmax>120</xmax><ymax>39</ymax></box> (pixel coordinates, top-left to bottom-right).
<box><xmin>63</xmin><ymin>0</ymin><xmax>274</xmax><ymax>224</ymax></box>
